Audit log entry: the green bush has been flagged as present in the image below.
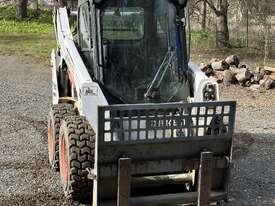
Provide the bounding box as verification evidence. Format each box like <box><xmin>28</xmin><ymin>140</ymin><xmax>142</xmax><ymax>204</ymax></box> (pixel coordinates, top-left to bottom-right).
<box><xmin>190</xmin><ymin>30</ymin><xmax>215</xmax><ymax>49</ymax></box>
<box><xmin>229</xmin><ymin>38</ymin><xmax>245</xmax><ymax>49</ymax></box>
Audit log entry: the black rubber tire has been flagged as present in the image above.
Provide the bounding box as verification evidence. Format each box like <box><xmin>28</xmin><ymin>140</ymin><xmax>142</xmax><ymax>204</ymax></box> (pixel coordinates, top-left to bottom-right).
<box><xmin>48</xmin><ymin>103</ymin><xmax>76</xmax><ymax>171</ymax></box>
<box><xmin>59</xmin><ymin>115</ymin><xmax>95</xmax><ymax>203</ymax></box>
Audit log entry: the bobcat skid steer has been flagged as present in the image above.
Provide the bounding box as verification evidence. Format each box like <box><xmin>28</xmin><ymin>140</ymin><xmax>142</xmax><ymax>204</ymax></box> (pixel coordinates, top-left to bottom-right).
<box><xmin>48</xmin><ymin>0</ymin><xmax>236</xmax><ymax>205</ymax></box>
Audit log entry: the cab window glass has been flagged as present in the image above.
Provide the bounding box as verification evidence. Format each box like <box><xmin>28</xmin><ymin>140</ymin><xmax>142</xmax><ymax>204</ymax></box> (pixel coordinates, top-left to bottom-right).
<box><xmin>79</xmin><ymin>2</ymin><xmax>91</xmax><ymax>49</ymax></box>
<box><xmin>102</xmin><ymin>7</ymin><xmax>144</xmax><ymax>41</ymax></box>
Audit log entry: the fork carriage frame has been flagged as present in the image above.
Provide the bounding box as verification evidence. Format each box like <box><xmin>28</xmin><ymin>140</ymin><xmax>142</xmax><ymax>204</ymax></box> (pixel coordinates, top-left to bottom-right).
<box><xmin>91</xmin><ymin>101</ymin><xmax>236</xmax><ymax>206</ymax></box>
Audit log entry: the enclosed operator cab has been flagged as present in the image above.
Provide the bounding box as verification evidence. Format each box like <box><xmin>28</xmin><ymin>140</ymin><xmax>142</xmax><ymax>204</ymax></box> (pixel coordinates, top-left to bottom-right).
<box><xmin>77</xmin><ymin>0</ymin><xmax>192</xmax><ymax>104</ymax></box>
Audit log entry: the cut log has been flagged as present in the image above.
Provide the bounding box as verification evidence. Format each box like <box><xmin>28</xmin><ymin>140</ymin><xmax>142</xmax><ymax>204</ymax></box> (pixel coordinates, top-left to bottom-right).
<box><xmin>214</xmin><ymin>71</ymin><xmax>224</xmax><ymax>83</ymax></box>
<box><xmin>223</xmin><ymin>70</ymin><xmax>235</xmax><ymax>86</ymax></box>
<box><xmin>265</xmin><ymin>77</ymin><xmax>273</xmax><ymax>90</ymax></box>
<box><xmin>252</xmin><ymin>73</ymin><xmax>262</xmax><ymax>83</ymax></box>
<box><xmin>229</xmin><ymin>66</ymin><xmax>240</xmax><ymax>75</ymax></box>
<box><xmin>264</xmin><ymin>66</ymin><xmax>275</xmax><ymax>73</ymax></box>
<box><xmin>225</xmin><ymin>55</ymin><xmax>240</xmax><ymax>67</ymax></box>
<box><xmin>201</xmin><ymin>64</ymin><xmax>214</xmax><ymax>77</ymax></box>
<box><xmin>239</xmin><ymin>82</ymin><xmax>245</xmax><ymax>87</ymax></box>
<box><xmin>255</xmin><ymin>66</ymin><xmax>262</xmax><ymax>73</ymax></box>
<box><xmin>211</xmin><ymin>60</ymin><xmax>230</xmax><ymax>71</ymax></box>
<box><xmin>244</xmin><ymin>81</ymin><xmax>251</xmax><ymax>87</ymax></box>
<box><xmin>259</xmin><ymin>78</ymin><xmax>266</xmax><ymax>87</ymax></box>
<box><xmin>260</xmin><ymin>68</ymin><xmax>267</xmax><ymax>77</ymax></box>
<box><xmin>270</xmin><ymin>74</ymin><xmax>275</xmax><ymax>81</ymax></box>
<box><xmin>260</xmin><ymin>76</ymin><xmax>273</xmax><ymax>90</ymax></box>
<box><xmin>240</xmin><ymin>64</ymin><xmax>252</xmax><ymax>71</ymax></box>
<box><xmin>235</xmin><ymin>68</ymin><xmax>252</xmax><ymax>83</ymax></box>
<box><xmin>240</xmin><ymin>64</ymin><xmax>248</xmax><ymax>69</ymax></box>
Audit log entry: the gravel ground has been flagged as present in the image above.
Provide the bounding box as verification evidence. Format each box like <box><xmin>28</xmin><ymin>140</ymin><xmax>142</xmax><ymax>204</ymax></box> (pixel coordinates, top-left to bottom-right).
<box><xmin>0</xmin><ymin>55</ymin><xmax>274</xmax><ymax>205</ymax></box>
<box><xmin>220</xmin><ymin>84</ymin><xmax>275</xmax><ymax>206</ymax></box>
<box><xmin>0</xmin><ymin>55</ymin><xmax>68</xmax><ymax>205</ymax></box>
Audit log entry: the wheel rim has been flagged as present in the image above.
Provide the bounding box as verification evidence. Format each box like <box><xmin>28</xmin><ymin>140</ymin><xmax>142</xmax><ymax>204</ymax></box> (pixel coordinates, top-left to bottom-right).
<box><xmin>48</xmin><ymin>120</ymin><xmax>55</xmax><ymax>164</ymax></box>
<box><xmin>60</xmin><ymin>132</ymin><xmax>68</xmax><ymax>187</ymax></box>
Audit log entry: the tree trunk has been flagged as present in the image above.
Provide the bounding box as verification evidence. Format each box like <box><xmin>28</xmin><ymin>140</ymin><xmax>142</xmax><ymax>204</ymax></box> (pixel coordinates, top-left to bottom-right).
<box><xmin>16</xmin><ymin>0</ymin><xmax>28</xmax><ymax>20</ymax></box>
<box><xmin>216</xmin><ymin>0</ymin><xmax>229</xmax><ymax>48</ymax></box>
<box><xmin>211</xmin><ymin>60</ymin><xmax>229</xmax><ymax>71</ymax></box>
<box><xmin>201</xmin><ymin>0</ymin><xmax>207</xmax><ymax>30</ymax></box>
<box><xmin>264</xmin><ymin>19</ymin><xmax>272</xmax><ymax>67</ymax></box>
<box><xmin>246</xmin><ymin>8</ymin><xmax>249</xmax><ymax>47</ymax></box>
<box><xmin>36</xmin><ymin>0</ymin><xmax>39</xmax><ymax>11</ymax></box>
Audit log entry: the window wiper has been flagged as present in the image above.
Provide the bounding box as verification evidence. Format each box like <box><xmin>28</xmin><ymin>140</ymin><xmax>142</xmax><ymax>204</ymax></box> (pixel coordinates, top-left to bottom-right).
<box><xmin>144</xmin><ymin>48</ymin><xmax>175</xmax><ymax>99</ymax></box>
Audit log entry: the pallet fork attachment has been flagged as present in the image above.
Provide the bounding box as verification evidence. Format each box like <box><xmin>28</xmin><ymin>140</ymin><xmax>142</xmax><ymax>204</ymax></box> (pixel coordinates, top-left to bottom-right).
<box><xmin>197</xmin><ymin>151</ymin><xmax>213</xmax><ymax>206</ymax></box>
<box><xmin>90</xmin><ymin>101</ymin><xmax>235</xmax><ymax>206</ymax></box>
<box><xmin>117</xmin><ymin>158</ymin><xmax>131</xmax><ymax>206</ymax></box>
<box><xmin>116</xmin><ymin>151</ymin><xmax>214</xmax><ymax>206</ymax></box>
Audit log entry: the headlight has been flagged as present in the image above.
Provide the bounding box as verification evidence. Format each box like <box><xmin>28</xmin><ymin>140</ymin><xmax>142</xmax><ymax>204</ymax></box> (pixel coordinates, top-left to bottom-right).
<box><xmin>203</xmin><ymin>83</ymin><xmax>216</xmax><ymax>101</ymax></box>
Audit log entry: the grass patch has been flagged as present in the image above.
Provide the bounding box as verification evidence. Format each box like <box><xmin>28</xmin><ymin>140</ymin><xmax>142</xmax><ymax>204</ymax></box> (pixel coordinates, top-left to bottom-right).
<box><xmin>0</xmin><ymin>32</ymin><xmax>55</xmax><ymax>60</ymax></box>
<box><xmin>0</xmin><ymin>5</ymin><xmax>55</xmax><ymax>60</ymax></box>
<box><xmin>190</xmin><ymin>29</ymin><xmax>275</xmax><ymax>66</ymax></box>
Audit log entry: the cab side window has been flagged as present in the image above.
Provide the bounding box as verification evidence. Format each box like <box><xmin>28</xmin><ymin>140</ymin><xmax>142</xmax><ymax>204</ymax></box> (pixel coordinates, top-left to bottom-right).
<box><xmin>78</xmin><ymin>2</ymin><xmax>91</xmax><ymax>50</ymax></box>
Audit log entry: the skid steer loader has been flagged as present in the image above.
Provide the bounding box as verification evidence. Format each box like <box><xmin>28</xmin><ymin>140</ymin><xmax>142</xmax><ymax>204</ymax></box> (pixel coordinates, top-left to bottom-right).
<box><xmin>48</xmin><ymin>0</ymin><xmax>236</xmax><ymax>205</ymax></box>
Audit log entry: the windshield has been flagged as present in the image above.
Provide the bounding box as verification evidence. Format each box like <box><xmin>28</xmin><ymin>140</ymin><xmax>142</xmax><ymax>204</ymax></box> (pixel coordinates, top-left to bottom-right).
<box><xmin>101</xmin><ymin>0</ymin><xmax>185</xmax><ymax>103</ymax></box>
<box><xmin>102</xmin><ymin>7</ymin><xmax>144</xmax><ymax>40</ymax></box>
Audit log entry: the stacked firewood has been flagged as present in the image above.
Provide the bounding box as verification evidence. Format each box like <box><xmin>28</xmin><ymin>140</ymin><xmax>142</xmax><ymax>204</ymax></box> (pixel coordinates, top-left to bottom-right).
<box><xmin>200</xmin><ymin>55</ymin><xmax>275</xmax><ymax>90</ymax></box>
